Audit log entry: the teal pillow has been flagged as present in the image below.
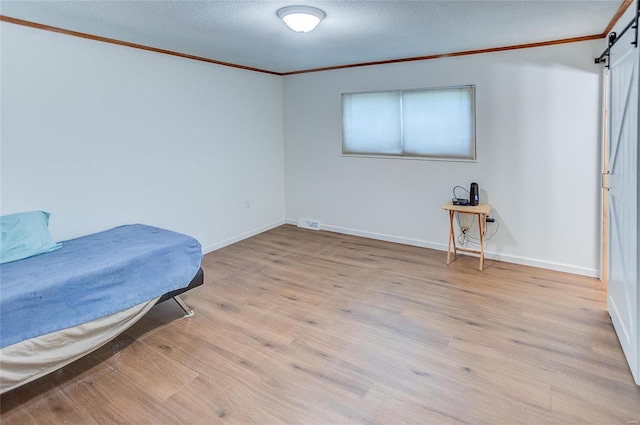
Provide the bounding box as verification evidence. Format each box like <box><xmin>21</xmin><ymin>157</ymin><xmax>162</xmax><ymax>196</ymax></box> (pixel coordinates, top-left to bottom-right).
<box><xmin>0</xmin><ymin>211</ymin><xmax>63</xmax><ymax>264</ymax></box>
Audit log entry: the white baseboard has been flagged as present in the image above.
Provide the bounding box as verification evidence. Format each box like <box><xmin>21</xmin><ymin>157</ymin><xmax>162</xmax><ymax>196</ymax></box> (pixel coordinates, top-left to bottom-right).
<box><xmin>285</xmin><ymin>219</ymin><xmax>598</xmax><ymax>278</ymax></box>
<box><xmin>482</xmin><ymin>251</ymin><xmax>598</xmax><ymax>278</ymax></box>
<box><xmin>202</xmin><ymin>219</ymin><xmax>286</xmax><ymax>254</ymax></box>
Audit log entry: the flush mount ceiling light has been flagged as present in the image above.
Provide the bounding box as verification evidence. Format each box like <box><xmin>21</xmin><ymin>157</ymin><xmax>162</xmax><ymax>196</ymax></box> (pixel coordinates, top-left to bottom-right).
<box><xmin>277</xmin><ymin>5</ymin><xmax>325</xmax><ymax>33</ymax></box>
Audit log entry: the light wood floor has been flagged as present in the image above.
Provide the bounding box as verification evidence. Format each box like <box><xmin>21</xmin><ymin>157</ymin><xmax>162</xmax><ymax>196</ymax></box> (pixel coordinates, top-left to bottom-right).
<box><xmin>2</xmin><ymin>225</ymin><xmax>639</xmax><ymax>424</ymax></box>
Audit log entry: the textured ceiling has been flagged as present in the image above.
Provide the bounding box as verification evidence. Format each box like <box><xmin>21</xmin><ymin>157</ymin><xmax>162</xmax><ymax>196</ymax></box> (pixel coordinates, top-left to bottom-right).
<box><xmin>0</xmin><ymin>1</ymin><xmax>625</xmax><ymax>74</ymax></box>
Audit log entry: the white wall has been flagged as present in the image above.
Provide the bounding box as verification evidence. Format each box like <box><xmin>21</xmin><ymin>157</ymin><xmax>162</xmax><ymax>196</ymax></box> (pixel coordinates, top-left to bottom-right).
<box><xmin>611</xmin><ymin>3</ymin><xmax>637</xmax><ymax>37</ymax></box>
<box><xmin>283</xmin><ymin>41</ymin><xmax>604</xmax><ymax>276</ymax></box>
<box><xmin>0</xmin><ymin>20</ymin><xmax>607</xmax><ymax>276</ymax></box>
<box><xmin>1</xmin><ymin>22</ymin><xmax>286</xmax><ymax>252</ymax></box>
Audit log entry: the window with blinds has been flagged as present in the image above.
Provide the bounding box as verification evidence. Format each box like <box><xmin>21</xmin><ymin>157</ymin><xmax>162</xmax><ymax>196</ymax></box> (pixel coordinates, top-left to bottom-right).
<box><xmin>342</xmin><ymin>85</ymin><xmax>476</xmax><ymax>160</ymax></box>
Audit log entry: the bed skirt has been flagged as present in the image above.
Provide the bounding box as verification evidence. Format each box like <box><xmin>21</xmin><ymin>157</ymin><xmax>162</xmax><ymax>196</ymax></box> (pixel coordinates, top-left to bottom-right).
<box><xmin>0</xmin><ymin>296</ymin><xmax>159</xmax><ymax>394</ymax></box>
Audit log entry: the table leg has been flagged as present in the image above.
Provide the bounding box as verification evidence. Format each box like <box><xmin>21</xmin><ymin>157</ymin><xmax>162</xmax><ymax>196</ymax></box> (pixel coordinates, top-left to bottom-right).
<box><xmin>478</xmin><ymin>213</ymin><xmax>486</xmax><ymax>271</ymax></box>
<box><xmin>447</xmin><ymin>210</ymin><xmax>456</xmax><ymax>264</ymax></box>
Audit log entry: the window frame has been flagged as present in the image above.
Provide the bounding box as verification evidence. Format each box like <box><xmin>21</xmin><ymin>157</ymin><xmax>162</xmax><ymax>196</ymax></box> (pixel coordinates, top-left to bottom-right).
<box><xmin>341</xmin><ymin>85</ymin><xmax>477</xmax><ymax>162</ymax></box>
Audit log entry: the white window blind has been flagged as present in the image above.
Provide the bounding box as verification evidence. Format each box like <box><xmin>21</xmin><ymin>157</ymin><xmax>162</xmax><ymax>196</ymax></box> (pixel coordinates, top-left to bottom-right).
<box><xmin>342</xmin><ymin>91</ymin><xmax>402</xmax><ymax>155</ymax></box>
<box><xmin>342</xmin><ymin>85</ymin><xmax>476</xmax><ymax>160</ymax></box>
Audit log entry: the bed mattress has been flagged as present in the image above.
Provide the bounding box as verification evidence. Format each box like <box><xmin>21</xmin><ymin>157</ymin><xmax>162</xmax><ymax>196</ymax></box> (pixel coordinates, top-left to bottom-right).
<box><xmin>0</xmin><ymin>224</ymin><xmax>202</xmax><ymax>349</ymax></box>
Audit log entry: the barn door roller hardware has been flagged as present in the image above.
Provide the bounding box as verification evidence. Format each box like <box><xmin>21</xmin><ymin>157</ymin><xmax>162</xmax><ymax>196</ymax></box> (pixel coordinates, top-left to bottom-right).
<box><xmin>595</xmin><ymin>0</ymin><xmax>640</xmax><ymax>67</ymax></box>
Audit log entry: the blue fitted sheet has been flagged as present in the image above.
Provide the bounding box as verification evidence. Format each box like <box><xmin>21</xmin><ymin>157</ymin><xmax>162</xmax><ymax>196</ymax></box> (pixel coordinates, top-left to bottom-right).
<box><xmin>0</xmin><ymin>224</ymin><xmax>202</xmax><ymax>348</ymax></box>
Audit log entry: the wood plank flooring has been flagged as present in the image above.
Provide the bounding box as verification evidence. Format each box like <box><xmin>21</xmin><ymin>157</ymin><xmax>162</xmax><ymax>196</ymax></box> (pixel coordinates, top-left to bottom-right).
<box><xmin>2</xmin><ymin>224</ymin><xmax>639</xmax><ymax>424</ymax></box>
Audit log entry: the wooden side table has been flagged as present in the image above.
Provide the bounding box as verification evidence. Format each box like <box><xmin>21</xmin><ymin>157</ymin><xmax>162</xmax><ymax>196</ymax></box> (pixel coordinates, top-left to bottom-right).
<box><xmin>442</xmin><ymin>201</ymin><xmax>492</xmax><ymax>271</ymax></box>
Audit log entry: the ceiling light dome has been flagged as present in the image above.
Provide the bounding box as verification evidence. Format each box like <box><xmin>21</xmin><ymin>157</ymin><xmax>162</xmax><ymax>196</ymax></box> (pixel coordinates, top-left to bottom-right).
<box><xmin>277</xmin><ymin>5</ymin><xmax>325</xmax><ymax>33</ymax></box>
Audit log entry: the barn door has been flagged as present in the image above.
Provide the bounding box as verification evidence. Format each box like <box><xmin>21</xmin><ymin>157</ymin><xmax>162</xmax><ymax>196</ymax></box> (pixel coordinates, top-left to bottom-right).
<box><xmin>607</xmin><ymin>26</ymin><xmax>639</xmax><ymax>385</ymax></box>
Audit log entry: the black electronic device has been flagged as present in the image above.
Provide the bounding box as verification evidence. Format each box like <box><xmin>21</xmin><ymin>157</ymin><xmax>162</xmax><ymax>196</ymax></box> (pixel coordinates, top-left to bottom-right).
<box><xmin>452</xmin><ymin>198</ymin><xmax>470</xmax><ymax>206</ymax></box>
<box><xmin>469</xmin><ymin>182</ymin><xmax>479</xmax><ymax>206</ymax></box>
